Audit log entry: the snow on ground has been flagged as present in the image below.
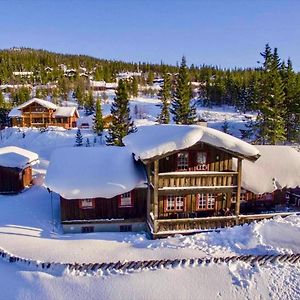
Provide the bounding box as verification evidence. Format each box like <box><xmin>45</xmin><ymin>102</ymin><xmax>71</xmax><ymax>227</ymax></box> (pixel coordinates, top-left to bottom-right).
<box><xmin>0</xmin><ymin>185</ymin><xmax>299</xmax><ymax>264</ymax></box>
<box><xmin>2</xmin><ymin>97</ymin><xmax>297</xmax><ymax>300</ymax></box>
<box><xmin>1</xmin><ymin>258</ymin><xmax>300</xmax><ymax>300</ymax></box>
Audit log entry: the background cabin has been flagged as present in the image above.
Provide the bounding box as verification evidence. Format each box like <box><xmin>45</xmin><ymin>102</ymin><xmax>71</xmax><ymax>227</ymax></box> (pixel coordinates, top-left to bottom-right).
<box><xmin>9</xmin><ymin>98</ymin><xmax>79</xmax><ymax>129</ymax></box>
<box><xmin>0</xmin><ymin>146</ymin><xmax>39</xmax><ymax>193</ymax></box>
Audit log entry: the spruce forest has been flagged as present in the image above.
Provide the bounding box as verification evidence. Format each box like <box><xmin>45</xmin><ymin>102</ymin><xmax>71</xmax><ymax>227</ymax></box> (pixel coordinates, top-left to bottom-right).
<box><xmin>0</xmin><ymin>45</ymin><xmax>299</xmax><ymax>144</ymax></box>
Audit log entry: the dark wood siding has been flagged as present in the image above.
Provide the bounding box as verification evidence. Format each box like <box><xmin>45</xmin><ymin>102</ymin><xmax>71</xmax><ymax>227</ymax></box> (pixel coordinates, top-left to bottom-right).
<box><xmin>158</xmin><ymin>142</ymin><xmax>233</xmax><ymax>173</ymax></box>
<box><xmin>0</xmin><ymin>166</ymin><xmax>32</xmax><ymax>193</ymax></box>
<box><xmin>61</xmin><ymin>188</ymin><xmax>147</xmax><ymax>221</ymax></box>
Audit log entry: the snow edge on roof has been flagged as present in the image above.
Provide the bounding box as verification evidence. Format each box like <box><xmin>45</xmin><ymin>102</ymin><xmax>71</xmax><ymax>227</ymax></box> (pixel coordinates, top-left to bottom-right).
<box><xmin>123</xmin><ymin>124</ymin><xmax>260</xmax><ymax>161</ymax></box>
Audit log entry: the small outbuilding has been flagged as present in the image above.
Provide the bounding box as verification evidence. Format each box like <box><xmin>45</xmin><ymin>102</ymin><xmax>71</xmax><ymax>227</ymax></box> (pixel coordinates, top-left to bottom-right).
<box><xmin>45</xmin><ymin>146</ymin><xmax>148</xmax><ymax>233</ymax></box>
<box><xmin>233</xmin><ymin>145</ymin><xmax>300</xmax><ymax>212</ymax></box>
<box><xmin>0</xmin><ymin>146</ymin><xmax>39</xmax><ymax>193</ymax></box>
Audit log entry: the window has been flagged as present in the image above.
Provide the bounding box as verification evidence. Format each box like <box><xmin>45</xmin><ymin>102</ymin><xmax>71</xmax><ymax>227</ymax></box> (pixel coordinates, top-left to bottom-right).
<box><xmin>120</xmin><ymin>225</ymin><xmax>132</xmax><ymax>232</ymax></box>
<box><xmin>198</xmin><ymin>193</ymin><xmax>206</xmax><ymax>209</ymax></box>
<box><xmin>165</xmin><ymin>195</ymin><xmax>185</xmax><ymax>212</ymax></box>
<box><xmin>196</xmin><ymin>152</ymin><xmax>207</xmax><ymax>170</ymax></box>
<box><xmin>81</xmin><ymin>226</ymin><xmax>94</xmax><ymax>233</ymax></box>
<box><xmin>177</xmin><ymin>152</ymin><xmax>189</xmax><ymax>171</ymax></box>
<box><xmin>79</xmin><ymin>199</ymin><xmax>95</xmax><ymax>209</ymax></box>
<box><xmin>32</xmin><ymin>118</ymin><xmax>43</xmax><ymax>124</ymax></box>
<box><xmin>197</xmin><ymin>193</ymin><xmax>216</xmax><ymax>210</ymax></box>
<box><xmin>207</xmin><ymin>194</ymin><xmax>215</xmax><ymax>209</ymax></box>
<box><xmin>119</xmin><ymin>192</ymin><xmax>133</xmax><ymax>208</ymax></box>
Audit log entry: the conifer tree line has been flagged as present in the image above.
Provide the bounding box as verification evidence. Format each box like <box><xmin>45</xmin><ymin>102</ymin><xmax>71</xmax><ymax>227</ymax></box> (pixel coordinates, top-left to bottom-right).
<box><xmin>0</xmin><ymin>46</ymin><xmax>299</xmax><ymax>144</ymax></box>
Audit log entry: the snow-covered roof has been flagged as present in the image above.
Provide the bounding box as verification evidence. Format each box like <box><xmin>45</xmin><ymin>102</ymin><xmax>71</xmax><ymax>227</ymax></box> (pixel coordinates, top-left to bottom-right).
<box><xmin>45</xmin><ymin>147</ymin><xmax>147</xmax><ymax>200</ymax></box>
<box><xmin>8</xmin><ymin>107</ymin><xmax>22</xmax><ymax>117</ymax></box>
<box><xmin>234</xmin><ymin>145</ymin><xmax>300</xmax><ymax>194</ymax></box>
<box><xmin>90</xmin><ymin>80</ymin><xmax>106</xmax><ymax>87</ymax></box>
<box><xmin>123</xmin><ymin>125</ymin><xmax>260</xmax><ymax>161</ymax></box>
<box><xmin>53</xmin><ymin>107</ymin><xmax>78</xmax><ymax>117</ymax></box>
<box><xmin>17</xmin><ymin>98</ymin><xmax>57</xmax><ymax>110</ymax></box>
<box><xmin>0</xmin><ymin>146</ymin><xmax>39</xmax><ymax>169</ymax></box>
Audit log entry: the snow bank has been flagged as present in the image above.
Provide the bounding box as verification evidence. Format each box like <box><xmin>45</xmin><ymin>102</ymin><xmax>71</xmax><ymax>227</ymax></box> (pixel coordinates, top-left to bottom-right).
<box><xmin>124</xmin><ymin>124</ymin><xmax>259</xmax><ymax>161</ymax></box>
<box><xmin>45</xmin><ymin>146</ymin><xmax>147</xmax><ymax>199</ymax></box>
<box><xmin>235</xmin><ymin>145</ymin><xmax>300</xmax><ymax>194</ymax></box>
<box><xmin>0</xmin><ymin>146</ymin><xmax>39</xmax><ymax>169</ymax></box>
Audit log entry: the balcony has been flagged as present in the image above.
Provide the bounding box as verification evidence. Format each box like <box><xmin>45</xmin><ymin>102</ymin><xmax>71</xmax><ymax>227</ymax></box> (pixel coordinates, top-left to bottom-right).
<box><xmin>157</xmin><ymin>171</ymin><xmax>238</xmax><ymax>195</ymax></box>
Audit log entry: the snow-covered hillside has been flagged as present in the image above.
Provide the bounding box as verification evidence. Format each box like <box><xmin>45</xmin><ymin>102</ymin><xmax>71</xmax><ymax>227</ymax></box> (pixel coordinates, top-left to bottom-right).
<box><xmin>1</xmin><ymin>97</ymin><xmax>299</xmax><ymax>300</ymax></box>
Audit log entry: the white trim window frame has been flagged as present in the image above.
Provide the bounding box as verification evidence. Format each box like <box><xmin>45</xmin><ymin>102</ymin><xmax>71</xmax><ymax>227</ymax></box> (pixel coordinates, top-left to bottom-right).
<box><xmin>177</xmin><ymin>152</ymin><xmax>189</xmax><ymax>171</ymax></box>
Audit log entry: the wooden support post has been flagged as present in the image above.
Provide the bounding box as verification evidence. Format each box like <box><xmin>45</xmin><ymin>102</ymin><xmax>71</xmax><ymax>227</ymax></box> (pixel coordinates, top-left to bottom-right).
<box><xmin>235</xmin><ymin>158</ymin><xmax>243</xmax><ymax>217</ymax></box>
<box><xmin>153</xmin><ymin>159</ymin><xmax>159</xmax><ymax>233</ymax></box>
<box><xmin>146</xmin><ymin>164</ymin><xmax>151</xmax><ymax>218</ymax></box>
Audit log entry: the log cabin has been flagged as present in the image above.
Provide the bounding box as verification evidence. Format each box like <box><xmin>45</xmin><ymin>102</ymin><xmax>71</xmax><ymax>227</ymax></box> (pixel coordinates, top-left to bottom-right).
<box><xmin>0</xmin><ymin>146</ymin><xmax>39</xmax><ymax>193</ymax></box>
<box><xmin>123</xmin><ymin>124</ymin><xmax>260</xmax><ymax>238</ymax></box>
<box><xmin>234</xmin><ymin>145</ymin><xmax>300</xmax><ymax>213</ymax></box>
<box><xmin>8</xmin><ymin>98</ymin><xmax>79</xmax><ymax>129</ymax></box>
<box><xmin>45</xmin><ymin>147</ymin><xmax>148</xmax><ymax>233</ymax></box>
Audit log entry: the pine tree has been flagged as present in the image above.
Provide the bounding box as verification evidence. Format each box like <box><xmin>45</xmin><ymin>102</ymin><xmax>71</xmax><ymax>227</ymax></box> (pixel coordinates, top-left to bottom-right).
<box><xmin>75</xmin><ymin>129</ymin><xmax>83</xmax><ymax>147</ymax></box>
<box><xmin>147</xmin><ymin>71</ymin><xmax>154</xmax><ymax>85</ymax></box>
<box><xmin>93</xmin><ymin>98</ymin><xmax>104</xmax><ymax>135</ymax></box>
<box><xmin>84</xmin><ymin>90</ymin><xmax>94</xmax><ymax>115</ymax></box>
<box><xmin>74</xmin><ymin>80</ymin><xmax>85</xmax><ymax>108</ymax></box>
<box><xmin>221</xmin><ymin>119</ymin><xmax>230</xmax><ymax>134</ymax></box>
<box><xmin>281</xmin><ymin>59</ymin><xmax>299</xmax><ymax>142</ymax></box>
<box><xmin>157</xmin><ymin>71</ymin><xmax>171</xmax><ymax>124</ymax></box>
<box><xmin>255</xmin><ymin>45</ymin><xmax>286</xmax><ymax>144</ymax></box>
<box><xmin>131</xmin><ymin>76</ymin><xmax>138</xmax><ymax>97</ymax></box>
<box><xmin>0</xmin><ymin>92</ymin><xmax>5</xmax><ymax>109</ymax></box>
<box><xmin>106</xmin><ymin>79</ymin><xmax>136</xmax><ymax>146</ymax></box>
<box><xmin>85</xmin><ymin>138</ymin><xmax>90</xmax><ymax>147</ymax></box>
<box><xmin>170</xmin><ymin>56</ymin><xmax>196</xmax><ymax>124</ymax></box>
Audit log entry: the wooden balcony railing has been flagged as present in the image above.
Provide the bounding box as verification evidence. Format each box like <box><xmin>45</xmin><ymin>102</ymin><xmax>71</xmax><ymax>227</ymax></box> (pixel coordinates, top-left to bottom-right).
<box><xmin>157</xmin><ymin>171</ymin><xmax>238</xmax><ymax>195</ymax></box>
<box><xmin>155</xmin><ymin>212</ymin><xmax>295</xmax><ymax>235</ymax></box>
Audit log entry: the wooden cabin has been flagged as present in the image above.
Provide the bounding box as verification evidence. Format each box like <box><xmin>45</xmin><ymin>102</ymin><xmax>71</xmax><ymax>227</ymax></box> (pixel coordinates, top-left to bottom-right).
<box><xmin>8</xmin><ymin>98</ymin><xmax>79</xmax><ymax>129</ymax></box>
<box><xmin>0</xmin><ymin>146</ymin><xmax>39</xmax><ymax>193</ymax></box>
<box><xmin>235</xmin><ymin>145</ymin><xmax>300</xmax><ymax>214</ymax></box>
<box><xmin>123</xmin><ymin>124</ymin><xmax>260</xmax><ymax>238</ymax></box>
<box><xmin>286</xmin><ymin>188</ymin><xmax>300</xmax><ymax>207</ymax></box>
<box><xmin>45</xmin><ymin>147</ymin><xmax>148</xmax><ymax>233</ymax></box>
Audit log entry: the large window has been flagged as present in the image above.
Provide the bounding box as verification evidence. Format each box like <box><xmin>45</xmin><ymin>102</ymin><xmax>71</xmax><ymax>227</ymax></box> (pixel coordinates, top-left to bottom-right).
<box><xmin>79</xmin><ymin>199</ymin><xmax>95</xmax><ymax>209</ymax></box>
<box><xmin>196</xmin><ymin>193</ymin><xmax>216</xmax><ymax>210</ymax></box>
<box><xmin>119</xmin><ymin>192</ymin><xmax>133</xmax><ymax>208</ymax></box>
<box><xmin>177</xmin><ymin>152</ymin><xmax>189</xmax><ymax>171</ymax></box>
<box><xmin>165</xmin><ymin>195</ymin><xmax>185</xmax><ymax>212</ymax></box>
<box><xmin>196</xmin><ymin>152</ymin><xmax>207</xmax><ymax>170</ymax></box>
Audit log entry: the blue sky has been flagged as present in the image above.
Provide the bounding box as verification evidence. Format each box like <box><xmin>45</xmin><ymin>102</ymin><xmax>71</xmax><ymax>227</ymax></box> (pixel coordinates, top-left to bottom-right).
<box><xmin>1</xmin><ymin>0</ymin><xmax>300</xmax><ymax>70</ymax></box>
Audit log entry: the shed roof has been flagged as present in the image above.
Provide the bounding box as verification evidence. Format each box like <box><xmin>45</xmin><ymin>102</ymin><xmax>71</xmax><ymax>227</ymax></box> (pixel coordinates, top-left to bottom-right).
<box><xmin>0</xmin><ymin>146</ymin><xmax>39</xmax><ymax>169</ymax></box>
<box><xmin>234</xmin><ymin>145</ymin><xmax>300</xmax><ymax>194</ymax></box>
<box><xmin>123</xmin><ymin>124</ymin><xmax>260</xmax><ymax>162</ymax></box>
<box><xmin>53</xmin><ymin>107</ymin><xmax>79</xmax><ymax>118</ymax></box>
<box><xmin>45</xmin><ymin>146</ymin><xmax>147</xmax><ymax>200</ymax></box>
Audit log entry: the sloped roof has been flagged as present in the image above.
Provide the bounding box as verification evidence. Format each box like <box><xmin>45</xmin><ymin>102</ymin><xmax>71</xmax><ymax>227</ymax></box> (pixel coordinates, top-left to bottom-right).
<box><xmin>45</xmin><ymin>147</ymin><xmax>147</xmax><ymax>200</ymax></box>
<box><xmin>17</xmin><ymin>98</ymin><xmax>57</xmax><ymax>110</ymax></box>
<box><xmin>234</xmin><ymin>145</ymin><xmax>300</xmax><ymax>194</ymax></box>
<box><xmin>123</xmin><ymin>125</ymin><xmax>260</xmax><ymax>161</ymax></box>
<box><xmin>0</xmin><ymin>146</ymin><xmax>39</xmax><ymax>169</ymax></box>
<box><xmin>53</xmin><ymin>107</ymin><xmax>79</xmax><ymax>118</ymax></box>
<box><xmin>8</xmin><ymin>107</ymin><xmax>22</xmax><ymax>117</ymax></box>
